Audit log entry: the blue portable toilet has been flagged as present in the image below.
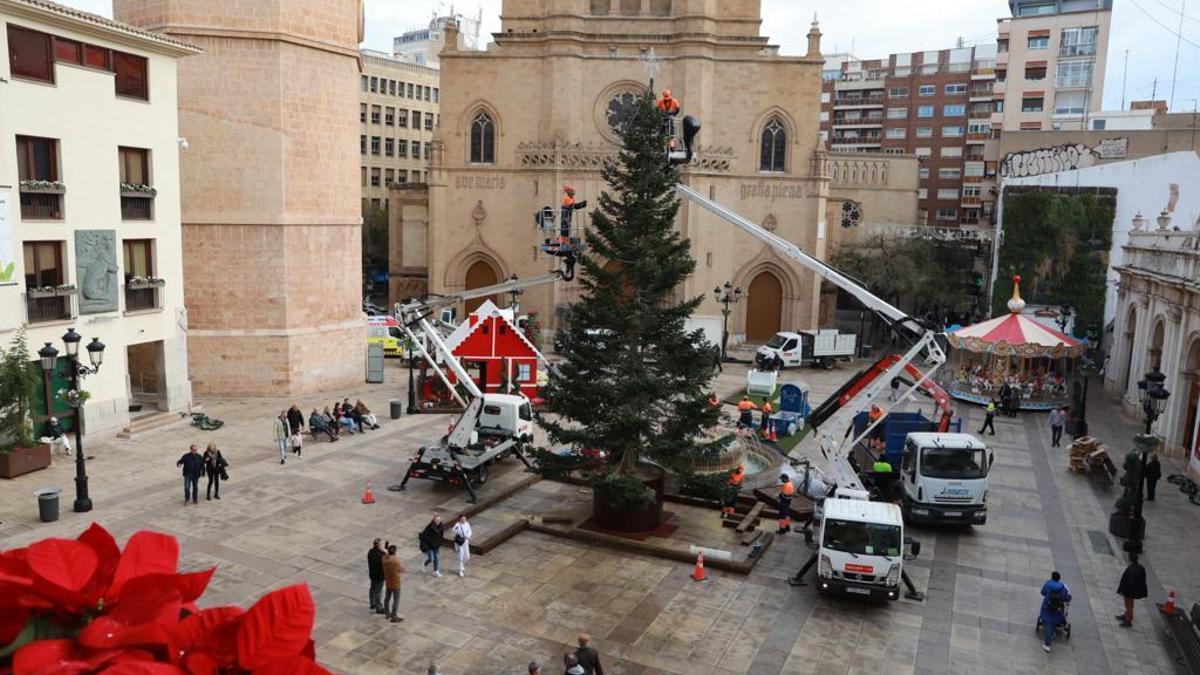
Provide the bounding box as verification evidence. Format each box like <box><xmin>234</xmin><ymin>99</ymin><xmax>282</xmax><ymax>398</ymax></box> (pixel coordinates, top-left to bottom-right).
<box><xmin>770</xmin><ymin>383</ymin><xmax>811</xmax><ymax>438</ymax></box>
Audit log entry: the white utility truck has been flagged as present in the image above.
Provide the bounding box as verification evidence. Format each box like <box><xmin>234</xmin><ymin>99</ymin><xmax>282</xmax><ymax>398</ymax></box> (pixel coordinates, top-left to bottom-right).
<box><xmin>757</xmin><ymin>329</ymin><xmax>857</xmax><ymax>370</ymax></box>
<box><xmin>900</xmin><ymin>432</ymin><xmax>991</xmax><ymax>525</ymax></box>
<box><xmin>817</xmin><ymin>498</ymin><xmax>913</xmax><ymax>601</ymax></box>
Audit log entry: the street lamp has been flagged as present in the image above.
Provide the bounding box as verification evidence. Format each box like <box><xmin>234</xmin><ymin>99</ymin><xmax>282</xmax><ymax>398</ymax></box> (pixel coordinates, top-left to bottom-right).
<box><xmin>712</xmin><ymin>282</ymin><xmax>743</xmax><ymax>362</ymax></box>
<box><xmin>38</xmin><ymin>328</ymin><xmax>105</xmax><ymax>513</ymax></box>
<box><xmin>1129</xmin><ymin>367</ymin><xmax>1170</xmax><ymax>552</ymax></box>
<box><xmin>1071</xmin><ymin>323</ymin><xmax>1100</xmax><ymax>440</ymax></box>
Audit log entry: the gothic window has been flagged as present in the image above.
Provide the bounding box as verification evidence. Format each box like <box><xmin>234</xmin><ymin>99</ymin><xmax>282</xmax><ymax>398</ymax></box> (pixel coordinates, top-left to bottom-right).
<box><xmin>469</xmin><ymin>111</ymin><xmax>495</xmax><ymax>164</ymax></box>
<box><xmin>605</xmin><ymin>91</ymin><xmax>639</xmax><ymax>138</ymax></box>
<box><xmin>759</xmin><ymin>116</ymin><xmax>787</xmax><ymax>172</ymax></box>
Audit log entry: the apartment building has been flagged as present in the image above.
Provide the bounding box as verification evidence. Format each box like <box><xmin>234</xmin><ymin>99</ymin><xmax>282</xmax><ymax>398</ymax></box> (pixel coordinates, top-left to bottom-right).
<box><xmin>360</xmin><ymin>50</ymin><xmax>439</xmax><ymax>212</ymax></box>
<box><xmin>820</xmin><ymin>45</ymin><xmax>998</xmax><ymax>225</ymax></box>
<box><xmin>1</xmin><ymin>0</ymin><xmax>198</xmax><ymax>434</ymax></box>
<box><xmin>994</xmin><ymin>0</ymin><xmax>1112</xmax><ymax>132</ymax></box>
<box><xmin>392</xmin><ymin>9</ymin><xmax>482</xmax><ymax>69</ymax></box>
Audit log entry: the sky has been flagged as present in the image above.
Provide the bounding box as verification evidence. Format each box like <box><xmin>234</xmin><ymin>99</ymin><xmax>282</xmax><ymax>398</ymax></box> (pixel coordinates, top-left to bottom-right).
<box><xmin>56</xmin><ymin>0</ymin><xmax>1200</xmax><ymax>112</ymax></box>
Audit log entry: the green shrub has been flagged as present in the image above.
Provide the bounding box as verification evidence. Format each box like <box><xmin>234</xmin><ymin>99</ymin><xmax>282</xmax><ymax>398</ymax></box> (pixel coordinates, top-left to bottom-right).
<box><xmin>590</xmin><ymin>472</ymin><xmax>655</xmax><ymax>512</ymax></box>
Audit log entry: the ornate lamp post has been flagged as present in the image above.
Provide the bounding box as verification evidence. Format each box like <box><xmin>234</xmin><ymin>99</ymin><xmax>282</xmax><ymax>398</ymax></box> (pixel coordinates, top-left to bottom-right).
<box><xmin>712</xmin><ymin>282</ymin><xmax>743</xmax><ymax>362</ymax></box>
<box><xmin>1128</xmin><ymin>367</ymin><xmax>1170</xmax><ymax>552</ymax></box>
<box><xmin>38</xmin><ymin>328</ymin><xmax>105</xmax><ymax>513</ymax></box>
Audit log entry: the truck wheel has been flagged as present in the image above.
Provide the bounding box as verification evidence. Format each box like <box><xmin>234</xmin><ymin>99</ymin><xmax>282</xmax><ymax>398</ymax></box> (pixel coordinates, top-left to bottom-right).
<box><xmin>475</xmin><ymin>465</ymin><xmax>489</xmax><ymax>485</ymax></box>
<box><xmin>820</xmin><ymin>356</ymin><xmax>835</xmax><ymax>370</ymax></box>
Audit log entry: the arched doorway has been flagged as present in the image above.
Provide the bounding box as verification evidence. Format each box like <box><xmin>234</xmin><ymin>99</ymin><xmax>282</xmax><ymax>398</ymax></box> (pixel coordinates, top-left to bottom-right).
<box><xmin>1121</xmin><ymin>306</ymin><xmax>1137</xmax><ymax>391</ymax></box>
<box><xmin>1147</xmin><ymin>319</ymin><xmax>1165</xmax><ymax>372</ymax></box>
<box><xmin>464</xmin><ymin>260</ymin><xmax>499</xmax><ymax>314</ymax></box>
<box><xmin>745</xmin><ymin>271</ymin><xmax>783</xmax><ymax>342</ymax></box>
<box><xmin>1180</xmin><ymin>337</ymin><xmax>1200</xmax><ymax>459</ymax></box>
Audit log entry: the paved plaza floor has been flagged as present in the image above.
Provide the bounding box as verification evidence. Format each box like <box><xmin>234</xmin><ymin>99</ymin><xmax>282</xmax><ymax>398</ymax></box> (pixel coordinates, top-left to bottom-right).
<box><xmin>0</xmin><ymin>357</ymin><xmax>1195</xmax><ymax>674</ymax></box>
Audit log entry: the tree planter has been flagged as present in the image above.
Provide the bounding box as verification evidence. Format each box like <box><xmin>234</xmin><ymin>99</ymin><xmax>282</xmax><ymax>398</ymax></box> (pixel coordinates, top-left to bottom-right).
<box><xmin>0</xmin><ymin>444</ymin><xmax>52</xmax><ymax>479</ymax></box>
<box><xmin>1108</xmin><ymin>512</ymin><xmax>1145</xmax><ymax>540</ymax></box>
<box><xmin>591</xmin><ymin>466</ymin><xmax>665</xmax><ymax>533</ymax></box>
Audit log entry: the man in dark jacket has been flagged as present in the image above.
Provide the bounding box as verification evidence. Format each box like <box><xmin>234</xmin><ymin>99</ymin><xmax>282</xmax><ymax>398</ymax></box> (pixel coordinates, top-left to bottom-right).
<box><xmin>1116</xmin><ymin>554</ymin><xmax>1148</xmax><ymax>627</ymax></box>
<box><xmin>176</xmin><ymin>444</ymin><xmax>205</xmax><ymax>505</ymax></box>
<box><xmin>1144</xmin><ymin>454</ymin><xmax>1162</xmax><ymax>501</ymax></box>
<box><xmin>367</xmin><ymin>539</ymin><xmax>385</xmax><ymax>613</ymax></box>
<box><xmin>574</xmin><ymin>633</ymin><xmax>604</xmax><ymax>675</ymax></box>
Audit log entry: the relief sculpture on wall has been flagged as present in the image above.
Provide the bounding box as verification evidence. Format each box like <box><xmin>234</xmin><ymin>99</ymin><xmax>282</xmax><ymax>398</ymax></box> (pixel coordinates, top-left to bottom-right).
<box><xmin>75</xmin><ymin>229</ymin><xmax>119</xmax><ymax>314</ymax></box>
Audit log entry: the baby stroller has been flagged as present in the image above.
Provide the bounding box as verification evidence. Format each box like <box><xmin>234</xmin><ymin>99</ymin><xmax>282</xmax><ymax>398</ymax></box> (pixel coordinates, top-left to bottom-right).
<box><xmin>1035</xmin><ymin>603</ymin><xmax>1072</xmax><ymax>641</ymax></box>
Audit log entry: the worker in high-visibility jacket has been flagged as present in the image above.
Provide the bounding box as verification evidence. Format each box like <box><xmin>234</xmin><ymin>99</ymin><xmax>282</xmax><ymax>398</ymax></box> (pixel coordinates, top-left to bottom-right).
<box><xmin>707</xmin><ymin>392</ymin><xmax>721</xmax><ymax>410</ymax></box>
<box><xmin>736</xmin><ymin>396</ymin><xmax>758</xmax><ymax>430</ymax></box>
<box><xmin>868</xmin><ymin>404</ymin><xmax>886</xmax><ymax>452</ymax></box>
<box><xmin>760</xmin><ymin>401</ymin><xmax>774</xmax><ymax>440</ymax></box>
<box><xmin>722</xmin><ymin>463</ymin><xmax>745</xmax><ymax>517</ymax></box>
<box><xmin>657</xmin><ymin>89</ymin><xmax>681</xmax><ymax>148</ymax></box>
<box><xmin>560</xmin><ymin>185</ymin><xmax>578</xmax><ymax>242</ymax></box>
<box><xmin>777</xmin><ymin>473</ymin><xmax>795</xmax><ymax>534</ymax></box>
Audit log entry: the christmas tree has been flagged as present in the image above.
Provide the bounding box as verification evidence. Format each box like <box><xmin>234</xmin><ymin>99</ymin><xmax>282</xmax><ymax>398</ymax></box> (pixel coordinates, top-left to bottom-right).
<box><xmin>540</xmin><ymin>92</ymin><xmax>726</xmax><ymax>481</ymax></box>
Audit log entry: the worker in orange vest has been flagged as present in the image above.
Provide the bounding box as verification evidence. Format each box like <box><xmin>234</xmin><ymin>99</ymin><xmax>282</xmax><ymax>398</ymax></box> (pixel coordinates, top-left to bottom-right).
<box><xmin>868</xmin><ymin>404</ymin><xmax>886</xmax><ymax>452</ymax></box>
<box><xmin>777</xmin><ymin>473</ymin><xmax>795</xmax><ymax>534</ymax></box>
<box><xmin>707</xmin><ymin>392</ymin><xmax>721</xmax><ymax>410</ymax></box>
<box><xmin>560</xmin><ymin>185</ymin><xmax>578</xmax><ymax>243</ymax></box>
<box><xmin>736</xmin><ymin>396</ymin><xmax>758</xmax><ymax>430</ymax></box>
<box><xmin>722</xmin><ymin>463</ymin><xmax>745</xmax><ymax>517</ymax></box>
<box><xmin>657</xmin><ymin>89</ymin><xmax>681</xmax><ymax>148</ymax></box>
<box><xmin>761</xmin><ymin>401</ymin><xmax>774</xmax><ymax>440</ymax></box>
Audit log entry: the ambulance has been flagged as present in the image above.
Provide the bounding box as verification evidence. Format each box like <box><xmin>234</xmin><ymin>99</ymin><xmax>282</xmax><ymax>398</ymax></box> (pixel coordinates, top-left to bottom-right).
<box><xmin>366</xmin><ymin>315</ymin><xmax>405</xmax><ymax>357</ymax></box>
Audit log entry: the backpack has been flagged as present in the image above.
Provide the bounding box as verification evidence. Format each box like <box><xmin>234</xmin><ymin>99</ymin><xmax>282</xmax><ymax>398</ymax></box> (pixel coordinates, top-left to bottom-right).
<box><xmin>1046</xmin><ymin>588</ymin><xmax>1064</xmax><ymax>614</ymax></box>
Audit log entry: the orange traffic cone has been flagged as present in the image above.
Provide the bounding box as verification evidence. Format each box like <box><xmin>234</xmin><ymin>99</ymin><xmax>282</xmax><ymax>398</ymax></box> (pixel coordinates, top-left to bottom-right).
<box><xmin>1164</xmin><ymin>590</ymin><xmax>1177</xmax><ymax>614</ymax></box>
<box><xmin>691</xmin><ymin>552</ymin><xmax>707</xmax><ymax>582</ymax></box>
<box><xmin>362</xmin><ymin>480</ymin><xmax>375</xmax><ymax>505</ymax></box>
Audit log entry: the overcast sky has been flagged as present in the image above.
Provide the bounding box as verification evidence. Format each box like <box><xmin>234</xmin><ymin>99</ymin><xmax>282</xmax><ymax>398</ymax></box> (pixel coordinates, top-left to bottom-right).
<box><xmin>59</xmin><ymin>0</ymin><xmax>1200</xmax><ymax>112</ymax></box>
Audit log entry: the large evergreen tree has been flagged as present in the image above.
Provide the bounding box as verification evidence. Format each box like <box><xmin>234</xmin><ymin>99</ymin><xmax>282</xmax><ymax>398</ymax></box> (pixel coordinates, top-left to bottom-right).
<box><xmin>539</xmin><ymin>93</ymin><xmax>725</xmax><ymax>475</ymax></box>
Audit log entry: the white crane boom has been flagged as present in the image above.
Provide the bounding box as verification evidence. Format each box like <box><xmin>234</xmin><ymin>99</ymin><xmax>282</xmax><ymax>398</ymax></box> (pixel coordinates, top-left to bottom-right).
<box><xmin>675</xmin><ymin>182</ymin><xmax>948</xmax><ymax>499</ymax></box>
<box><xmin>675</xmin><ymin>183</ymin><xmax>923</xmax><ymax>337</ymax></box>
<box><xmin>394</xmin><ymin>272</ymin><xmax>565</xmax><ymax>322</ymax></box>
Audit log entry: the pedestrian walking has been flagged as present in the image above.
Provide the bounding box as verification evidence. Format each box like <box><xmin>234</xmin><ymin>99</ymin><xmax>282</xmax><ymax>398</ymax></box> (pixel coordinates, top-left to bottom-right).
<box><xmin>367</xmin><ymin>538</ymin><xmax>385</xmax><ymax>613</ymax></box>
<box><xmin>382</xmin><ymin>544</ymin><xmax>405</xmax><ymax>622</ymax></box>
<box><xmin>175</xmin><ymin>444</ymin><xmax>205</xmax><ymax>505</ymax></box>
<box><xmin>420</xmin><ymin>514</ymin><xmax>445</xmax><ymax>577</ymax></box>
<box><xmin>1116</xmin><ymin>554</ymin><xmax>1148</xmax><ymax>628</ymax></box>
<box><xmin>889</xmin><ymin>376</ymin><xmax>901</xmax><ymax>402</ymax></box>
<box><xmin>272</xmin><ymin>410</ymin><xmax>291</xmax><ymax>465</ymax></box>
<box><xmin>1048</xmin><ymin>406</ymin><xmax>1066</xmax><ymax>448</ymax></box>
<box><xmin>202</xmin><ymin>442</ymin><xmax>228</xmax><ymax>500</ymax></box>
<box><xmin>286</xmin><ymin>404</ymin><xmax>305</xmax><ymax>438</ymax></box>
<box><xmin>1038</xmin><ymin>571</ymin><xmax>1071</xmax><ymax>653</ymax></box>
<box><xmin>574</xmin><ymin>633</ymin><xmax>604</xmax><ymax>675</ymax></box>
<box><xmin>978</xmin><ymin>399</ymin><xmax>996</xmax><ymax>436</ymax></box>
<box><xmin>563</xmin><ymin>653</ymin><xmax>585</xmax><ymax>675</ymax></box>
<box><xmin>1145</xmin><ymin>454</ymin><xmax>1162</xmax><ymax>501</ymax></box>
<box><xmin>451</xmin><ymin>514</ymin><xmax>472</xmax><ymax>577</ymax></box>
<box><xmin>1007</xmin><ymin>387</ymin><xmax>1021</xmax><ymax>418</ymax></box>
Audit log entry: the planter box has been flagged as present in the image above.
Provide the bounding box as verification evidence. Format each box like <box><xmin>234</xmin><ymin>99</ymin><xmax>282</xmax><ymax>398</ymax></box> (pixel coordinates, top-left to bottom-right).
<box><xmin>1108</xmin><ymin>512</ymin><xmax>1145</xmax><ymax>540</ymax></box>
<box><xmin>591</xmin><ymin>467</ymin><xmax>666</xmax><ymax>533</ymax></box>
<box><xmin>126</xmin><ymin>280</ymin><xmax>165</xmax><ymax>290</ymax></box>
<box><xmin>0</xmin><ymin>444</ymin><xmax>52</xmax><ymax>479</ymax></box>
<box><xmin>27</xmin><ymin>288</ymin><xmax>76</xmax><ymax>299</ymax></box>
<box><xmin>19</xmin><ymin>185</ymin><xmax>66</xmax><ymax>195</ymax></box>
<box><xmin>120</xmin><ymin>190</ymin><xmax>156</xmax><ymax>199</ymax></box>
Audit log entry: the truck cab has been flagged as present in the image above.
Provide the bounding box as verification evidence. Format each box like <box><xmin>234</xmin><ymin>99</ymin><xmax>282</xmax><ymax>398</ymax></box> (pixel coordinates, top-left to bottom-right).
<box><xmin>816</xmin><ymin>498</ymin><xmax>911</xmax><ymax>602</ymax></box>
<box><xmin>900</xmin><ymin>432</ymin><xmax>990</xmax><ymax>525</ymax></box>
<box><xmin>477</xmin><ymin>394</ymin><xmax>534</xmax><ymax>442</ymax></box>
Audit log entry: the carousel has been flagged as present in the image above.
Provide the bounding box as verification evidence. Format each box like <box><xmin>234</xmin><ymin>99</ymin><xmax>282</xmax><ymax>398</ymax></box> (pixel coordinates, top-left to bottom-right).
<box><xmin>944</xmin><ymin>276</ymin><xmax>1087</xmax><ymax>411</ymax></box>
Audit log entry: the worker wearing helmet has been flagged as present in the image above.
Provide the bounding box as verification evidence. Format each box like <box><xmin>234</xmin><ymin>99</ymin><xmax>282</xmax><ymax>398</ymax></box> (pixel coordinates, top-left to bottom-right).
<box><xmin>736</xmin><ymin>395</ymin><xmax>758</xmax><ymax>430</ymax></box>
<box><xmin>656</xmin><ymin>89</ymin><xmax>680</xmax><ymax>116</ymax></box>
<box><xmin>722</xmin><ymin>463</ymin><xmax>745</xmax><ymax>517</ymax></box>
<box><xmin>777</xmin><ymin>473</ymin><xmax>795</xmax><ymax>534</ymax></box>
<box><xmin>560</xmin><ymin>185</ymin><xmax>577</xmax><ymax>243</ymax></box>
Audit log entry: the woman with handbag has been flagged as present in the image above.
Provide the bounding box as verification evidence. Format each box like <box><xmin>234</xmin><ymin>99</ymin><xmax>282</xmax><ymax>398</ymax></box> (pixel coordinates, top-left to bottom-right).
<box><xmin>451</xmin><ymin>515</ymin><xmax>472</xmax><ymax>577</ymax></box>
<box><xmin>419</xmin><ymin>514</ymin><xmax>445</xmax><ymax>578</ymax></box>
<box><xmin>203</xmin><ymin>442</ymin><xmax>229</xmax><ymax>500</ymax></box>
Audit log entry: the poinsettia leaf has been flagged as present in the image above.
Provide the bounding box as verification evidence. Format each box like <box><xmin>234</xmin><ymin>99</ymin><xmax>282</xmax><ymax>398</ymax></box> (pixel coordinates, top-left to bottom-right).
<box><xmin>181</xmin><ymin>652</ymin><xmax>220</xmax><ymax>675</ymax></box>
<box><xmin>11</xmin><ymin>638</ymin><xmax>83</xmax><ymax>674</ymax></box>
<box><xmin>235</xmin><ymin>585</ymin><xmax>315</xmax><ymax>670</ymax></box>
<box><xmin>252</xmin><ymin>655</ymin><xmax>331</xmax><ymax>675</ymax></box>
<box><xmin>77</xmin><ymin>523</ymin><xmax>122</xmax><ymax>605</ymax></box>
<box><xmin>107</xmin><ymin>532</ymin><xmax>180</xmax><ymax>603</ymax></box>
<box><xmin>168</xmin><ymin>606</ymin><xmax>244</xmax><ymax>666</ymax></box>
<box><xmin>119</xmin><ymin>569</ymin><xmax>215</xmax><ymax>605</ymax></box>
<box><xmin>25</xmin><ymin>538</ymin><xmax>98</xmax><ymax>595</ymax></box>
<box><xmin>98</xmin><ymin>662</ymin><xmax>187</xmax><ymax>674</ymax></box>
<box><xmin>0</xmin><ymin>612</ymin><xmax>33</xmax><ymax>659</ymax></box>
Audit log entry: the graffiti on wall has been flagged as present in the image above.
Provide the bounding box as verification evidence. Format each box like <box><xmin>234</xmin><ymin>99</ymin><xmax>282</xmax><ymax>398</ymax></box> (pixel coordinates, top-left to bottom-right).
<box><xmin>1000</xmin><ymin>138</ymin><xmax>1129</xmax><ymax>178</ymax></box>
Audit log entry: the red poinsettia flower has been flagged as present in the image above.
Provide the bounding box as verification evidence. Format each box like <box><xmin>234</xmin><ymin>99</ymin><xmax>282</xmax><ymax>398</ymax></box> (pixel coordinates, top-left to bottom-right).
<box><xmin>1</xmin><ymin>524</ymin><xmax>329</xmax><ymax>674</ymax></box>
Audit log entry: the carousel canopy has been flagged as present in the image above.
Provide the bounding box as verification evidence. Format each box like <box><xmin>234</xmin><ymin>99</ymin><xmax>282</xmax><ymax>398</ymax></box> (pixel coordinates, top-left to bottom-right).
<box><xmin>945</xmin><ymin>276</ymin><xmax>1086</xmax><ymax>358</ymax></box>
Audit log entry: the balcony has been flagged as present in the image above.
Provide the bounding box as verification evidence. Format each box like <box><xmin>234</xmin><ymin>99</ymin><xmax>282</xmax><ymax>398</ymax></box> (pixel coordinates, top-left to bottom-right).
<box><xmin>969</xmin><ymin>109</ymin><xmax>993</xmax><ymax>120</ymax></box>
<box><xmin>832</xmin><ymin>115</ymin><xmax>883</xmax><ymax>128</ymax></box>
<box><xmin>24</xmin><ymin>289</ymin><xmax>76</xmax><ymax>324</ymax></box>
<box><xmin>971</xmin><ymin>66</ymin><xmax>996</xmax><ymax>80</ymax></box>
<box><xmin>1059</xmin><ymin>44</ymin><xmax>1097</xmax><ymax>58</ymax></box>
<box><xmin>121</xmin><ymin>195</ymin><xmax>154</xmax><ymax>220</ymax></box>
<box><xmin>833</xmin><ymin>95</ymin><xmax>884</xmax><ymax>109</ymax></box>
<box><xmin>831</xmin><ymin>137</ymin><xmax>883</xmax><ymax>147</ymax></box>
<box><xmin>969</xmin><ymin>87</ymin><xmax>993</xmax><ymax>101</ymax></box>
<box><xmin>19</xmin><ymin>183</ymin><xmax>65</xmax><ymax>220</ymax></box>
<box><xmin>961</xmin><ymin>196</ymin><xmax>982</xmax><ymax>207</ymax></box>
<box><xmin>124</xmin><ymin>282</ymin><xmax>162</xmax><ymax>312</ymax></box>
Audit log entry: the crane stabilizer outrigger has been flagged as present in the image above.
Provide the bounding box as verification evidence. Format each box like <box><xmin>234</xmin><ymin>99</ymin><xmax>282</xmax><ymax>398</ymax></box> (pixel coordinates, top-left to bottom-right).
<box><xmin>675</xmin><ymin>182</ymin><xmax>942</xmax><ymax>600</ymax></box>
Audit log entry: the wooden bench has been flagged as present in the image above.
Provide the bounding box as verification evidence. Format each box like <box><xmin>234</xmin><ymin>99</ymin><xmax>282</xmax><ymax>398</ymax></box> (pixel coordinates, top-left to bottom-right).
<box><xmin>1158</xmin><ymin>601</ymin><xmax>1200</xmax><ymax>673</ymax></box>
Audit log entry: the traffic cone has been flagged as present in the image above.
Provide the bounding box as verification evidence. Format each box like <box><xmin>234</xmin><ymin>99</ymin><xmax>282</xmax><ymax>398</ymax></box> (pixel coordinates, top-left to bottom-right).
<box><xmin>1164</xmin><ymin>590</ymin><xmax>1177</xmax><ymax>614</ymax></box>
<box><xmin>691</xmin><ymin>552</ymin><xmax>707</xmax><ymax>582</ymax></box>
<box><xmin>362</xmin><ymin>480</ymin><xmax>375</xmax><ymax>505</ymax></box>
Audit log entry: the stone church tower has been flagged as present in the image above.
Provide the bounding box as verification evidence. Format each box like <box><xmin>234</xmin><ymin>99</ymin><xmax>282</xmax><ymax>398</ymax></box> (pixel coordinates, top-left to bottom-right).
<box><xmin>113</xmin><ymin>0</ymin><xmax>366</xmax><ymax>395</ymax></box>
<box><xmin>395</xmin><ymin>0</ymin><xmax>833</xmax><ymax>344</ymax></box>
